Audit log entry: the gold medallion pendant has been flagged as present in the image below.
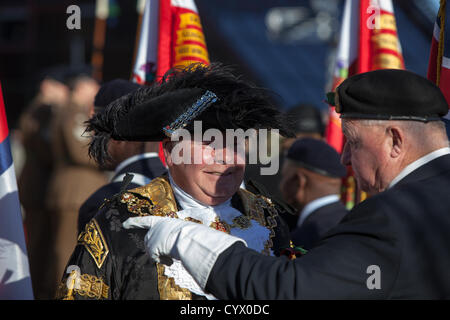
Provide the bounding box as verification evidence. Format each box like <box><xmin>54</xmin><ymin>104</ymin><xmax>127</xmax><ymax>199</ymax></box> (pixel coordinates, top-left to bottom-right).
<box><xmin>209</xmin><ymin>214</ymin><xmax>252</xmax><ymax>233</ymax></box>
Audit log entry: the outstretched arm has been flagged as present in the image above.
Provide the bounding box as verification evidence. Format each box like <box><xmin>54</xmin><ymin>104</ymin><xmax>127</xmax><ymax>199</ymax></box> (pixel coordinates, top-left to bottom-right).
<box><xmin>124</xmin><ymin>204</ymin><xmax>400</xmax><ymax>300</ymax></box>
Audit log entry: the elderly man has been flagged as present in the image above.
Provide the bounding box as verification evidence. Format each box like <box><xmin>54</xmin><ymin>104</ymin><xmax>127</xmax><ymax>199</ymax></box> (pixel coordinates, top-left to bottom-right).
<box><xmin>126</xmin><ymin>69</ymin><xmax>450</xmax><ymax>299</ymax></box>
<box><xmin>56</xmin><ymin>63</ymin><xmax>292</xmax><ymax>300</ymax></box>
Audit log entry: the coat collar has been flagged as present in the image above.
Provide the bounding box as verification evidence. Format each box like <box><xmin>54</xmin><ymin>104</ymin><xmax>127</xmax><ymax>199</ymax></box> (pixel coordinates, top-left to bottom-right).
<box><xmin>391</xmin><ymin>152</ymin><xmax>450</xmax><ymax>189</ymax></box>
<box><xmin>297</xmin><ymin>195</ymin><xmax>341</xmax><ymax>228</ymax></box>
<box><xmin>113</xmin><ymin>153</ymin><xmax>166</xmax><ymax>181</ymax></box>
<box><xmin>114</xmin><ymin>153</ymin><xmax>160</xmax><ymax>175</ymax></box>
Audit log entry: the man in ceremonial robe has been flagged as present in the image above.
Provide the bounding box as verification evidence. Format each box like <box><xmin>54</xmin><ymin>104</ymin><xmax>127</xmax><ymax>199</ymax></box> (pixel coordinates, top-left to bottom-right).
<box><xmin>56</xmin><ymin>63</ymin><xmax>293</xmax><ymax>300</ymax></box>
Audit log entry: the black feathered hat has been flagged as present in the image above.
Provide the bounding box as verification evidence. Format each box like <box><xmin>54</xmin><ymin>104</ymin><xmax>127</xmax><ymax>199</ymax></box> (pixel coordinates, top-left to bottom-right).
<box><xmin>86</xmin><ymin>63</ymin><xmax>293</xmax><ymax>165</ymax></box>
<box><xmin>94</xmin><ymin>79</ymin><xmax>142</xmax><ymax>109</ymax></box>
<box><xmin>111</xmin><ymin>88</ymin><xmax>220</xmax><ymax>141</ymax></box>
<box><xmin>90</xmin><ymin>63</ymin><xmax>293</xmax><ymax>142</ymax></box>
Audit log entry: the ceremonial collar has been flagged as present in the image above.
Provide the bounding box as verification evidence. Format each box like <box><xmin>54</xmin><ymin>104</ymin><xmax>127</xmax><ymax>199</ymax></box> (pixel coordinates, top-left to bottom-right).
<box><xmin>164</xmin><ymin>173</ymin><xmax>272</xmax><ymax>300</ymax></box>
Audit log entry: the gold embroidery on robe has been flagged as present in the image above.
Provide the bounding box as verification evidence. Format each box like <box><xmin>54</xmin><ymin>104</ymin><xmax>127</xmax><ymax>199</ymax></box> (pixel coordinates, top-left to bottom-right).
<box><xmin>122</xmin><ymin>176</ymin><xmax>178</xmax><ymax>217</ymax></box>
<box><xmin>120</xmin><ymin>193</ymin><xmax>153</xmax><ymax>216</ymax></box>
<box><xmin>210</xmin><ymin>216</ymin><xmax>231</xmax><ymax>233</ymax></box>
<box><xmin>129</xmin><ymin>176</ymin><xmax>178</xmax><ymax>214</ymax></box>
<box><xmin>120</xmin><ymin>176</ymin><xmax>279</xmax><ymax>299</ymax></box>
<box><xmin>75</xmin><ymin>274</ymin><xmax>109</xmax><ymax>299</ymax></box>
<box><xmin>125</xmin><ymin>177</ymin><xmax>192</xmax><ymax>300</ymax></box>
<box><xmin>56</xmin><ymin>271</ymin><xmax>109</xmax><ymax>300</ymax></box>
<box><xmin>209</xmin><ymin>215</ymin><xmax>252</xmax><ymax>233</ymax></box>
<box><xmin>78</xmin><ymin>219</ymin><xmax>109</xmax><ymax>269</ymax></box>
<box><xmin>156</xmin><ymin>264</ymin><xmax>192</xmax><ymax>300</ymax></box>
<box><xmin>237</xmin><ymin>189</ymin><xmax>278</xmax><ymax>255</ymax></box>
<box><xmin>185</xmin><ymin>217</ymin><xmax>202</xmax><ymax>224</ymax></box>
<box><xmin>238</xmin><ymin>188</ymin><xmax>267</xmax><ymax>226</ymax></box>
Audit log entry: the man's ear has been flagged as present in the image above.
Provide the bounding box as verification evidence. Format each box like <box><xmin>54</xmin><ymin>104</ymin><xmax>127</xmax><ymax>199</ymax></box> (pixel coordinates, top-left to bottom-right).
<box><xmin>295</xmin><ymin>170</ymin><xmax>307</xmax><ymax>204</ymax></box>
<box><xmin>107</xmin><ymin>139</ymin><xmax>120</xmax><ymax>156</ymax></box>
<box><xmin>162</xmin><ymin>139</ymin><xmax>173</xmax><ymax>166</ymax></box>
<box><xmin>388</xmin><ymin>126</ymin><xmax>403</xmax><ymax>158</ymax></box>
<box><xmin>280</xmin><ymin>171</ymin><xmax>299</xmax><ymax>207</ymax></box>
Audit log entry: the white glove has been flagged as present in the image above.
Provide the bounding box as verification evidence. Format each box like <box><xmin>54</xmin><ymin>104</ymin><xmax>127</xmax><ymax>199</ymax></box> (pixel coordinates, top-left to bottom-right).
<box><xmin>123</xmin><ymin>216</ymin><xmax>246</xmax><ymax>289</ymax></box>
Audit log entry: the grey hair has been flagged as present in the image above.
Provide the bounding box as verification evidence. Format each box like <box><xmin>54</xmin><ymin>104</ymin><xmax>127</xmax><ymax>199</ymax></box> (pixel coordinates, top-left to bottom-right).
<box><xmin>343</xmin><ymin>119</ymin><xmax>449</xmax><ymax>150</ymax></box>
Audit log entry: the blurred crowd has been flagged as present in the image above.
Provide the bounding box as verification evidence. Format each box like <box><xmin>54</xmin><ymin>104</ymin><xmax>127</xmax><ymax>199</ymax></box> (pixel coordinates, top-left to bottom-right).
<box><xmin>14</xmin><ymin>68</ymin><xmax>107</xmax><ymax>299</ymax></box>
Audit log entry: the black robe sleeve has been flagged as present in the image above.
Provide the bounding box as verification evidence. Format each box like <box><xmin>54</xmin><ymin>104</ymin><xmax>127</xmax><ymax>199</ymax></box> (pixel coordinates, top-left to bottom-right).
<box><xmin>57</xmin><ymin>201</ymin><xmax>160</xmax><ymax>300</ymax></box>
<box><xmin>56</xmin><ymin>218</ymin><xmax>116</xmax><ymax>300</ymax></box>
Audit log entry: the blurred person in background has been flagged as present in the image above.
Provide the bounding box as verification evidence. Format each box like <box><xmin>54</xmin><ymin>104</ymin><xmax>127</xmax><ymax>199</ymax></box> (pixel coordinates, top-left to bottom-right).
<box><xmin>281</xmin><ymin>103</ymin><xmax>326</xmax><ymax>150</ymax></box>
<box><xmin>279</xmin><ymin>138</ymin><xmax>348</xmax><ymax>250</ymax></box>
<box><xmin>17</xmin><ymin>67</ymin><xmax>71</xmax><ymax>299</ymax></box>
<box><xmin>77</xmin><ymin>79</ymin><xmax>166</xmax><ymax>234</ymax></box>
<box><xmin>45</xmin><ymin>72</ymin><xmax>107</xmax><ymax>297</ymax></box>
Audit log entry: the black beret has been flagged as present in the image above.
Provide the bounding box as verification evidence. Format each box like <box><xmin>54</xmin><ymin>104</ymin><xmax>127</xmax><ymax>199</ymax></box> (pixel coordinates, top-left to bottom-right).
<box><xmin>94</xmin><ymin>79</ymin><xmax>142</xmax><ymax>108</ymax></box>
<box><xmin>327</xmin><ymin>69</ymin><xmax>448</xmax><ymax>122</ymax></box>
<box><xmin>286</xmin><ymin>138</ymin><xmax>347</xmax><ymax>178</ymax></box>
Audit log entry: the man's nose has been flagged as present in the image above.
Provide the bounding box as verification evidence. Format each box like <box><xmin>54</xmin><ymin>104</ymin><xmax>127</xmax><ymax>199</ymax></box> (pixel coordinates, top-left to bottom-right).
<box><xmin>211</xmin><ymin>146</ymin><xmax>231</xmax><ymax>164</ymax></box>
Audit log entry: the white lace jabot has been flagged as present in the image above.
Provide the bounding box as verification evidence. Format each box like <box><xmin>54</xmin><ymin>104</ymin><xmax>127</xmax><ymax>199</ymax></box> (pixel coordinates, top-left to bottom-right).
<box><xmin>163</xmin><ymin>173</ymin><xmax>272</xmax><ymax>299</ymax></box>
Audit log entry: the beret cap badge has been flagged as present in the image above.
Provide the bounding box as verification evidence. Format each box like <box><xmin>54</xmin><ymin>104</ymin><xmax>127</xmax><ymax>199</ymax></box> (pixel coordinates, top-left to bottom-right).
<box><xmin>326</xmin><ymin>91</ymin><xmax>341</xmax><ymax>113</ymax></box>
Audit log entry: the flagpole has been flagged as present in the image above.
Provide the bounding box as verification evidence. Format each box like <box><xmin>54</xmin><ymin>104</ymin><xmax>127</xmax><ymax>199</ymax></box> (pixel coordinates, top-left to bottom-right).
<box><xmin>437</xmin><ymin>0</ymin><xmax>447</xmax><ymax>86</ymax></box>
<box><xmin>428</xmin><ymin>0</ymin><xmax>450</xmax><ymax>112</ymax></box>
<box><xmin>131</xmin><ymin>0</ymin><xmax>211</xmax><ymax>165</ymax></box>
<box><xmin>91</xmin><ymin>0</ymin><xmax>109</xmax><ymax>82</ymax></box>
<box><xmin>131</xmin><ymin>0</ymin><xmax>147</xmax><ymax>80</ymax></box>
